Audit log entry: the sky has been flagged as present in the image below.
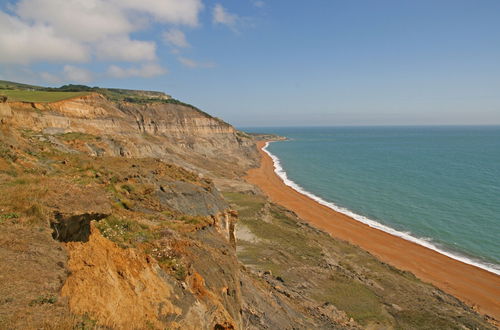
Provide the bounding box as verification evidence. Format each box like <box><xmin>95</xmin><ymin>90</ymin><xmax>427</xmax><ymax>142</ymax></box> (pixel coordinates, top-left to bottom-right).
<box><xmin>1</xmin><ymin>0</ymin><xmax>500</xmax><ymax>126</ymax></box>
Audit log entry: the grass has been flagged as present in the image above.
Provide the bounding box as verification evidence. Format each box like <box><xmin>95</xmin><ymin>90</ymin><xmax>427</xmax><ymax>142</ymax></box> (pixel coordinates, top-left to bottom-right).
<box><xmin>0</xmin><ymin>90</ymin><xmax>90</xmax><ymax>103</ymax></box>
<box><xmin>0</xmin><ymin>175</ymin><xmax>51</xmax><ymax>226</ymax></box>
<box><xmin>0</xmin><ymin>212</ymin><xmax>19</xmax><ymax>220</ymax></box>
<box><xmin>95</xmin><ymin>216</ymin><xmax>154</xmax><ymax>248</ymax></box>
<box><xmin>29</xmin><ymin>295</ymin><xmax>57</xmax><ymax>306</ymax></box>
<box><xmin>0</xmin><ymin>142</ymin><xmax>18</xmax><ymax>162</ymax></box>
<box><xmin>222</xmin><ymin>192</ymin><xmax>265</xmax><ymax>218</ymax></box>
<box><xmin>0</xmin><ymin>212</ymin><xmax>19</xmax><ymax>224</ymax></box>
<box><xmin>312</xmin><ymin>275</ymin><xmax>386</xmax><ymax>324</ymax></box>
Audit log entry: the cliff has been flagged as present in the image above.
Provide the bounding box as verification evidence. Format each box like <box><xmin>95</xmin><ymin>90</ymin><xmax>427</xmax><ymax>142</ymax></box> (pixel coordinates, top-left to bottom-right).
<box><xmin>1</xmin><ymin>93</ymin><xmax>257</xmax><ymax>178</ymax></box>
<box><xmin>0</xmin><ymin>88</ymin><xmax>495</xmax><ymax>329</ymax></box>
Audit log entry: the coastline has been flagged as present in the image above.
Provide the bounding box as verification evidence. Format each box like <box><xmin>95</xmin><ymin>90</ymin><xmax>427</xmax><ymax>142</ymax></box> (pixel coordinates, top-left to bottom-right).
<box><xmin>246</xmin><ymin>140</ymin><xmax>500</xmax><ymax>320</ymax></box>
<box><xmin>262</xmin><ymin>141</ymin><xmax>500</xmax><ymax>276</ymax></box>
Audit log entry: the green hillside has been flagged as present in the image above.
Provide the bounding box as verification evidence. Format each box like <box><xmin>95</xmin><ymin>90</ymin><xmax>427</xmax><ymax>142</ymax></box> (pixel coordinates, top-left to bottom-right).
<box><xmin>0</xmin><ymin>90</ymin><xmax>90</xmax><ymax>103</ymax></box>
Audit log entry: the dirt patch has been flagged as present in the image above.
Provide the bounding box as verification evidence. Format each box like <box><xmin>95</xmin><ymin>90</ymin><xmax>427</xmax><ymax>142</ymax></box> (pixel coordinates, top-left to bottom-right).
<box><xmin>62</xmin><ymin>223</ymin><xmax>181</xmax><ymax>329</ymax></box>
<box><xmin>235</xmin><ymin>223</ymin><xmax>262</xmax><ymax>244</ymax></box>
<box><xmin>0</xmin><ymin>224</ymin><xmax>74</xmax><ymax>329</ymax></box>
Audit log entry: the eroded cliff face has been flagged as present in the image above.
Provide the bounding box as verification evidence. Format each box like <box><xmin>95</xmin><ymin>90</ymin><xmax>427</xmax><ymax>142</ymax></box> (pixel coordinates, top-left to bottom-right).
<box><xmin>0</xmin><ymin>130</ymin><xmax>245</xmax><ymax>329</ymax></box>
<box><xmin>0</xmin><ymin>91</ymin><xmax>283</xmax><ymax>329</ymax></box>
<box><xmin>62</xmin><ymin>224</ymin><xmax>180</xmax><ymax>329</ymax></box>
<box><xmin>1</xmin><ymin>94</ymin><xmax>258</xmax><ymax>178</ymax></box>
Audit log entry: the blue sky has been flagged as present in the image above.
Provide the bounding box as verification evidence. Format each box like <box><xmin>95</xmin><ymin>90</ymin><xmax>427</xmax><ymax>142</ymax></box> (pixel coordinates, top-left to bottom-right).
<box><xmin>1</xmin><ymin>0</ymin><xmax>500</xmax><ymax>126</ymax></box>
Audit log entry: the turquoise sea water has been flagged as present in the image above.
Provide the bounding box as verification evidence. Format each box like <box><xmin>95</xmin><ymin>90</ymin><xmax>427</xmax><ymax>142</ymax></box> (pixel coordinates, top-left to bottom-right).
<box><xmin>244</xmin><ymin>126</ymin><xmax>500</xmax><ymax>274</ymax></box>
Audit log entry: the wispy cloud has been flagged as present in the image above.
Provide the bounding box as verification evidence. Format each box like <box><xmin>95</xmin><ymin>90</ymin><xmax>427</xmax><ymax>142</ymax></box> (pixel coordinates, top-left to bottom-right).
<box><xmin>212</xmin><ymin>3</ymin><xmax>255</xmax><ymax>32</ymax></box>
<box><xmin>63</xmin><ymin>65</ymin><xmax>94</xmax><ymax>83</ymax></box>
<box><xmin>178</xmin><ymin>57</ymin><xmax>215</xmax><ymax>69</ymax></box>
<box><xmin>213</xmin><ymin>4</ymin><xmax>239</xmax><ymax>28</ymax></box>
<box><xmin>163</xmin><ymin>28</ymin><xmax>190</xmax><ymax>49</ymax></box>
<box><xmin>107</xmin><ymin>63</ymin><xmax>168</xmax><ymax>78</ymax></box>
<box><xmin>96</xmin><ymin>37</ymin><xmax>157</xmax><ymax>62</ymax></box>
<box><xmin>37</xmin><ymin>65</ymin><xmax>94</xmax><ymax>84</ymax></box>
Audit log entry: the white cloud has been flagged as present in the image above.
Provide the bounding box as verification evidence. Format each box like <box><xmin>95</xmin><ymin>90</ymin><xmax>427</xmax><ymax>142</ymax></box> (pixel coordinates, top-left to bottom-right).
<box><xmin>213</xmin><ymin>4</ymin><xmax>239</xmax><ymax>27</ymax></box>
<box><xmin>115</xmin><ymin>0</ymin><xmax>203</xmax><ymax>26</ymax></box>
<box><xmin>178</xmin><ymin>57</ymin><xmax>215</xmax><ymax>69</ymax></box>
<box><xmin>107</xmin><ymin>63</ymin><xmax>167</xmax><ymax>78</ymax></box>
<box><xmin>0</xmin><ymin>0</ymin><xmax>204</xmax><ymax>65</ymax></box>
<box><xmin>15</xmin><ymin>0</ymin><xmax>135</xmax><ymax>43</ymax></box>
<box><xmin>95</xmin><ymin>37</ymin><xmax>157</xmax><ymax>62</ymax></box>
<box><xmin>163</xmin><ymin>29</ymin><xmax>190</xmax><ymax>48</ymax></box>
<box><xmin>63</xmin><ymin>65</ymin><xmax>94</xmax><ymax>83</ymax></box>
<box><xmin>15</xmin><ymin>0</ymin><xmax>203</xmax><ymax>40</ymax></box>
<box><xmin>0</xmin><ymin>11</ymin><xmax>88</xmax><ymax>64</ymax></box>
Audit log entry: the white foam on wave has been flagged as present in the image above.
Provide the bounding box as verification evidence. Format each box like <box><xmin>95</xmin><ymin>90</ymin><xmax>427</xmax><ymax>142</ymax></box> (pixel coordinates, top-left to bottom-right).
<box><xmin>263</xmin><ymin>141</ymin><xmax>500</xmax><ymax>276</ymax></box>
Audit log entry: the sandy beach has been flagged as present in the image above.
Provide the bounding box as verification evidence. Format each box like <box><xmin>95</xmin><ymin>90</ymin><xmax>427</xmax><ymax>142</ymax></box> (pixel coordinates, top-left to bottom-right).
<box><xmin>246</xmin><ymin>141</ymin><xmax>500</xmax><ymax>320</ymax></box>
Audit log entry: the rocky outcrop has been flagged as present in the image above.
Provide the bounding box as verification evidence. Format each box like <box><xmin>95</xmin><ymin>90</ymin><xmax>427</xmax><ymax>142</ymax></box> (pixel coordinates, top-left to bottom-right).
<box><xmin>157</xmin><ymin>181</ymin><xmax>228</xmax><ymax>216</ymax></box>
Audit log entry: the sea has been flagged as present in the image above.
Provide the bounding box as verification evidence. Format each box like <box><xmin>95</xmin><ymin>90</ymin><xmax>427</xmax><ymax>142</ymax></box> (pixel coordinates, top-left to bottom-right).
<box><xmin>243</xmin><ymin>126</ymin><xmax>500</xmax><ymax>275</ymax></box>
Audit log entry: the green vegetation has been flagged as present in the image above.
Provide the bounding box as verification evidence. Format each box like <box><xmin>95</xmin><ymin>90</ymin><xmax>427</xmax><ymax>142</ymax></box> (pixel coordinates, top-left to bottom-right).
<box><xmin>222</xmin><ymin>192</ymin><xmax>265</xmax><ymax>218</ymax></box>
<box><xmin>312</xmin><ymin>276</ymin><xmax>387</xmax><ymax>324</ymax></box>
<box><xmin>157</xmin><ymin>256</ymin><xmax>188</xmax><ymax>281</ymax></box>
<box><xmin>0</xmin><ymin>89</ymin><xmax>90</xmax><ymax>103</ymax></box>
<box><xmin>29</xmin><ymin>295</ymin><xmax>57</xmax><ymax>306</ymax></box>
<box><xmin>0</xmin><ymin>213</ymin><xmax>19</xmax><ymax>220</ymax></box>
<box><xmin>0</xmin><ymin>212</ymin><xmax>19</xmax><ymax>224</ymax></box>
<box><xmin>74</xmin><ymin>314</ymin><xmax>98</xmax><ymax>330</ymax></box>
<box><xmin>95</xmin><ymin>216</ymin><xmax>154</xmax><ymax>248</ymax></box>
<box><xmin>0</xmin><ymin>142</ymin><xmax>18</xmax><ymax>162</ymax></box>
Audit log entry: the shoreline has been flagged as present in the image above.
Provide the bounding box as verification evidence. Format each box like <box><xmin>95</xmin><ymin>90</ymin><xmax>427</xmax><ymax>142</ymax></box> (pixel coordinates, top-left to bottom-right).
<box><xmin>262</xmin><ymin>141</ymin><xmax>500</xmax><ymax>276</ymax></box>
<box><xmin>246</xmin><ymin>140</ymin><xmax>500</xmax><ymax>320</ymax></box>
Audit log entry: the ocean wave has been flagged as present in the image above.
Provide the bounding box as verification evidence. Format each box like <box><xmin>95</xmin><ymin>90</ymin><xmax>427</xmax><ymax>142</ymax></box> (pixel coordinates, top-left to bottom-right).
<box><xmin>263</xmin><ymin>141</ymin><xmax>500</xmax><ymax>276</ymax></box>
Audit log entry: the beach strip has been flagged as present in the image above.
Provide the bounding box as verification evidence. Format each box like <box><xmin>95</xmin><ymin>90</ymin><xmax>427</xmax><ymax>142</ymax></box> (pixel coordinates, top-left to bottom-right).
<box><xmin>246</xmin><ymin>141</ymin><xmax>500</xmax><ymax>320</ymax></box>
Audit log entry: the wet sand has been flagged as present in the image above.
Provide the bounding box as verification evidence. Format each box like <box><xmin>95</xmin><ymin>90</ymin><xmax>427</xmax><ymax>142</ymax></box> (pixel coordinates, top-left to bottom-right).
<box><xmin>246</xmin><ymin>141</ymin><xmax>500</xmax><ymax>320</ymax></box>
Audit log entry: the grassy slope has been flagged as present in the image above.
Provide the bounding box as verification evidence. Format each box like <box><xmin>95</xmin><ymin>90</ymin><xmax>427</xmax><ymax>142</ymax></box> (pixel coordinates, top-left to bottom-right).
<box><xmin>224</xmin><ymin>191</ymin><xmax>494</xmax><ymax>329</ymax></box>
<box><xmin>0</xmin><ymin>90</ymin><xmax>90</xmax><ymax>103</ymax></box>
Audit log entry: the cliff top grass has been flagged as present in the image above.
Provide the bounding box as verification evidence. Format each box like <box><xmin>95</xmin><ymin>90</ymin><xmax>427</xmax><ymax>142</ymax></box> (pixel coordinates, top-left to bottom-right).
<box><xmin>0</xmin><ymin>89</ymin><xmax>90</xmax><ymax>103</ymax></box>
